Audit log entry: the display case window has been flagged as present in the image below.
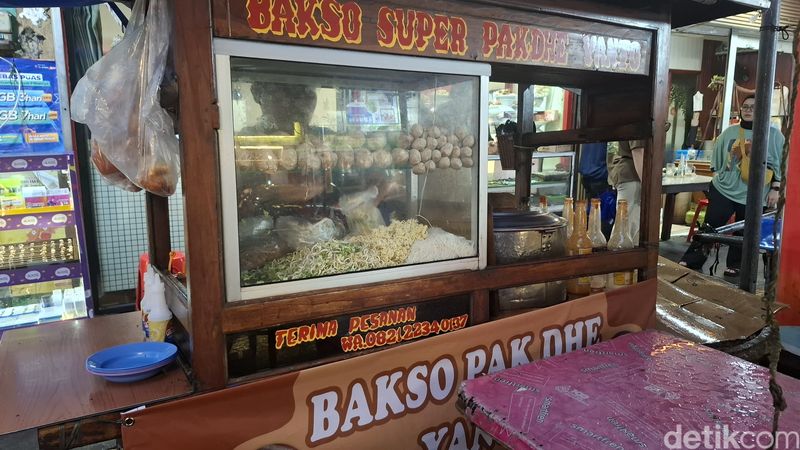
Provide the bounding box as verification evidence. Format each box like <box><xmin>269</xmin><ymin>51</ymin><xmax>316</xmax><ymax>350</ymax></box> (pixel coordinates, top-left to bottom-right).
<box><xmin>488</xmin><ymin>83</ymin><xmax>573</xmax><ymax>141</ymax></box>
<box><xmin>216</xmin><ymin>43</ymin><xmax>488</xmax><ymax>300</ymax></box>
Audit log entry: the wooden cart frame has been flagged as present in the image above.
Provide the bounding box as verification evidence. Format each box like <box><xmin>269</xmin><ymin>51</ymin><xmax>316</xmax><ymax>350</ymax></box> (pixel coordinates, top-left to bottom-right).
<box><xmin>147</xmin><ymin>0</ymin><xmax>764</xmax><ymax>390</ymax></box>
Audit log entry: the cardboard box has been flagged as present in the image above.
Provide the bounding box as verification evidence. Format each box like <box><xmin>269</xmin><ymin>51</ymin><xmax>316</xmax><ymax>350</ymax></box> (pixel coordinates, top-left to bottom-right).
<box><xmin>656</xmin><ymin>257</ymin><xmax>785</xmax><ymax>344</ymax></box>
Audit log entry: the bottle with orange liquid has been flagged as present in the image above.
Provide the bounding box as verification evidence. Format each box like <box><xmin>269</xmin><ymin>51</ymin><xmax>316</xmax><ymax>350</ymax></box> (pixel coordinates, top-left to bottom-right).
<box><xmin>607</xmin><ymin>199</ymin><xmax>636</xmax><ymax>289</ymax></box>
<box><xmin>566</xmin><ymin>199</ymin><xmax>592</xmax><ymax>298</ymax></box>
<box><xmin>587</xmin><ymin>198</ymin><xmax>607</xmax><ymax>293</ymax></box>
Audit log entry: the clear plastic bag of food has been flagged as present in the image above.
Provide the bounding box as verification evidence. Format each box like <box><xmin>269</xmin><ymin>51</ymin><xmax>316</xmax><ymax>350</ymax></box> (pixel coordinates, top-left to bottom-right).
<box><xmin>276</xmin><ymin>216</ymin><xmax>343</xmax><ymax>250</ymax></box>
<box><xmin>70</xmin><ymin>0</ymin><xmax>179</xmax><ymax>196</ymax></box>
<box><xmin>90</xmin><ymin>139</ymin><xmax>141</xmax><ymax>192</ymax></box>
<box><xmin>339</xmin><ymin>186</ymin><xmax>385</xmax><ymax>235</ymax></box>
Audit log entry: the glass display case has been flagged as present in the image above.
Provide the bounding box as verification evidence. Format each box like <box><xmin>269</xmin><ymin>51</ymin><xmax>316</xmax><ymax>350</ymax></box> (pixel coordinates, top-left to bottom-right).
<box><xmin>487</xmin><ymin>152</ymin><xmax>575</xmax><ymax>212</ymax></box>
<box><xmin>0</xmin><ymin>154</ymin><xmax>89</xmax><ymax>329</ymax></box>
<box><xmin>488</xmin><ymin>83</ymin><xmax>571</xmax><ymax>143</ymax></box>
<box><xmin>216</xmin><ymin>41</ymin><xmax>489</xmax><ymax>301</ymax></box>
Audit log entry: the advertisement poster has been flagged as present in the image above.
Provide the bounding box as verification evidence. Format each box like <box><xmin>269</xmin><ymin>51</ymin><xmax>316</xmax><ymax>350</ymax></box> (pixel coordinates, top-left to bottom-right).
<box><xmin>122</xmin><ymin>281</ymin><xmax>656</xmax><ymax>449</ymax></box>
<box><xmin>345</xmin><ymin>89</ymin><xmax>401</xmax><ymax>126</ymax></box>
<box><xmin>0</xmin><ymin>58</ymin><xmax>63</xmax><ymax>154</ymax></box>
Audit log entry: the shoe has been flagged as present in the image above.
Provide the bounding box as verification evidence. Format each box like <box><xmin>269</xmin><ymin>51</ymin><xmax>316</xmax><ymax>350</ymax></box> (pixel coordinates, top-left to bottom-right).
<box><xmin>723</xmin><ymin>268</ymin><xmax>740</xmax><ymax>277</ymax></box>
<box><xmin>680</xmin><ymin>243</ymin><xmax>708</xmax><ymax>270</ymax></box>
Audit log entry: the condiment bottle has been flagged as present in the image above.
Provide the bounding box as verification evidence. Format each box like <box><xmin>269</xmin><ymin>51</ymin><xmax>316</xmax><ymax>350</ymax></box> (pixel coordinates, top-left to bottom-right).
<box><xmin>566</xmin><ymin>200</ymin><xmax>592</xmax><ymax>298</ymax></box>
<box><xmin>563</xmin><ymin>197</ymin><xmax>574</xmax><ymax>240</ymax></box>
<box><xmin>538</xmin><ymin>195</ymin><xmax>548</xmax><ymax>213</ymax></box>
<box><xmin>607</xmin><ymin>200</ymin><xmax>636</xmax><ymax>289</ymax></box>
<box><xmin>588</xmin><ymin>198</ymin><xmax>607</xmax><ymax>293</ymax></box>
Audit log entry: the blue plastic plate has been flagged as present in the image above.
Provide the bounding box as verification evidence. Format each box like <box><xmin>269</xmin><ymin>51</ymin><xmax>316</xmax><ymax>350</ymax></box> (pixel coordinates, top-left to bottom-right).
<box><xmin>97</xmin><ymin>367</ymin><xmax>164</xmax><ymax>383</ymax></box>
<box><xmin>86</xmin><ymin>357</ymin><xmax>174</xmax><ymax>377</ymax></box>
<box><xmin>86</xmin><ymin>342</ymin><xmax>177</xmax><ymax>374</ymax></box>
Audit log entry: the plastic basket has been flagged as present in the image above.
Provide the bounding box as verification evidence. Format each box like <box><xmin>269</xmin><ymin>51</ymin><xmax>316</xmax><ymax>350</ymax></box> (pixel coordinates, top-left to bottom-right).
<box><xmin>496</xmin><ymin>134</ymin><xmax>516</xmax><ymax>170</ymax></box>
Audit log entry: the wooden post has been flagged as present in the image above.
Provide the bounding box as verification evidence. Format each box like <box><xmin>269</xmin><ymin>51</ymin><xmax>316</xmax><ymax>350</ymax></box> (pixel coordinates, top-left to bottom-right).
<box><xmin>470</xmin><ymin>289</ymin><xmax>491</xmax><ymax>325</ymax></box>
<box><xmin>640</xmin><ymin>13</ymin><xmax>671</xmax><ymax>280</ymax></box>
<box><xmin>174</xmin><ymin>0</ymin><xmax>227</xmax><ymax>390</ymax></box>
<box><xmin>145</xmin><ymin>193</ymin><xmax>171</xmax><ymax>271</ymax></box>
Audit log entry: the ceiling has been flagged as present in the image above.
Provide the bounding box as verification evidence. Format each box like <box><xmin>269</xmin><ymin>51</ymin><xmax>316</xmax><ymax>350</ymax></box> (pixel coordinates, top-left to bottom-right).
<box><xmin>671</xmin><ymin>0</ymin><xmax>769</xmax><ymax>28</ymax></box>
<box><xmin>710</xmin><ymin>0</ymin><xmax>800</xmax><ymax>30</ymax></box>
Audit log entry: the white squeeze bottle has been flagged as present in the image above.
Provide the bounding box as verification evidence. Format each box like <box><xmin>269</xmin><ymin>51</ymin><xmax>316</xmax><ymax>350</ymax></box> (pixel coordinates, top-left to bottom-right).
<box><xmin>140</xmin><ymin>267</ymin><xmax>156</xmax><ymax>339</ymax></box>
<box><xmin>146</xmin><ymin>279</ymin><xmax>172</xmax><ymax>342</ymax></box>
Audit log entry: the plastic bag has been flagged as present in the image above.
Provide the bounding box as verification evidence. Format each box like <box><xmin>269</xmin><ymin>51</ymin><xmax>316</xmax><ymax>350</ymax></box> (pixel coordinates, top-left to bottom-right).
<box><xmin>71</xmin><ymin>0</ymin><xmax>179</xmax><ymax>196</ymax></box>
<box><xmin>276</xmin><ymin>216</ymin><xmax>343</xmax><ymax>250</ymax></box>
<box><xmin>600</xmin><ymin>189</ymin><xmax>617</xmax><ymax>222</ymax></box>
<box><xmin>339</xmin><ymin>186</ymin><xmax>385</xmax><ymax>235</ymax></box>
<box><xmin>90</xmin><ymin>139</ymin><xmax>142</xmax><ymax>192</ymax></box>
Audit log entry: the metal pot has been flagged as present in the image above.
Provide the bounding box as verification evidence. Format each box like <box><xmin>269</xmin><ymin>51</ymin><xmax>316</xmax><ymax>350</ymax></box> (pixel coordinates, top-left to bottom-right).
<box><xmin>493</xmin><ymin>209</ymin><xmax>567</xmax><ymax>263</ymax></box>
<box><xmin>493</xmin><ymin>209</ymin><xmax>568</xmax><ymax>310</ymax></box>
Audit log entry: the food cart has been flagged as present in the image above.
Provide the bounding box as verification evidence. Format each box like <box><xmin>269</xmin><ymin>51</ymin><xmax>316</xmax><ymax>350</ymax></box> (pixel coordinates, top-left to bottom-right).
<box><xmin>0</xmin><ymin>0</ymin><xmax>771</xmax><ymax>448</ymax></box>
<box><xmin>166</xmin><ymin>0</ymin><xmax>673</xmax><ymax>391</ymax></box>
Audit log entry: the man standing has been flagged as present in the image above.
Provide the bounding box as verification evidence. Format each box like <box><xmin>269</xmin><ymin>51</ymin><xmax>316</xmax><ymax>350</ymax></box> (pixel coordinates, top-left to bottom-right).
<box><xmin>608</xmin><ymin>140</ymin><xmax>643</xmax><ymax>243</ymax></box>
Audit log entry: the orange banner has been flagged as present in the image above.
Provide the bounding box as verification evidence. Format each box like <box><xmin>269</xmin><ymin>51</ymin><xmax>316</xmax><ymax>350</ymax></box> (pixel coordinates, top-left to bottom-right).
<box><xmin>122</xmin><ymin>280</ymin><xmax>656</xmax><ymax>449</ymax></box>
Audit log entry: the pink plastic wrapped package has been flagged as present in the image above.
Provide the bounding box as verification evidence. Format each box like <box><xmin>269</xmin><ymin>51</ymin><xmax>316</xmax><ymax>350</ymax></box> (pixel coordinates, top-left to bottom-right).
<box><xmin>459</xmin><ymin>330</ymin><xmax>800</xmax><ymax>449</ymax></box>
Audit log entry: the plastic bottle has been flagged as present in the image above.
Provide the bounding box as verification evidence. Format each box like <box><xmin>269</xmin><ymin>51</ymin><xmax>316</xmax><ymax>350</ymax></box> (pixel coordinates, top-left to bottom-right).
<box><xmin>563</xmin><ymin>197</ymin><xmax>574</xmax><ymax>240</ymax></box>
<box><xmin>73</xmin><ymin>287</ymin><xmax>87</xmax><ymax>317</ymax></box>
<box><xmin>58</xmin><ymin>289</ymin><xmax>76</xmax><ymax>320</ymax></box>
<box><xmin>146</xmin><ymin>279</ymin><xmax>172</xmax><ymax>342</ymax></box>
<box><xmin>607</xmin><ymin>200</ymin><xmax>636</xmax><ymax>289</ymax></box>
<box><xmin>566</xmin><ymin>200</ymin><xmax>592</xmax><ymax>298</ymax></box>
<box><xmin>588</xmin><ymin>198</ymin><xmax>607</xmax><ymax>293</ymax></box>
<box><xmin>140</xmin><ymin>266</ymin><xmax>156</xmax><ymax>339</ymax></box>
<box><xmin>538</xmin><ymin>195</ymin><xmax>548</xmax><ymax>213</ymax></box>
<box><xmin>51</xmin><ymin>289</ymin><xmax>63</xmax><ymax>307</ymax></box>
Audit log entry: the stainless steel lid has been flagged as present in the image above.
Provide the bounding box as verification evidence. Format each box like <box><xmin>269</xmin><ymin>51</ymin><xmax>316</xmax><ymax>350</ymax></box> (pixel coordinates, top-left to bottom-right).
<box><xmin>492</xmin><ymin>209</ymin><xmax>567</xmax><ymax>232</ymax></box>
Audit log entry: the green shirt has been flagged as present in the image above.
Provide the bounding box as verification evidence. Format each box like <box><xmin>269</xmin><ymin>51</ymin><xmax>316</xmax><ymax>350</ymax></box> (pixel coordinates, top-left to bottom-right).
<box><xmin>710</xmin><ymin>124</ymin><xmax>783</xmax><ymax>205</ymax></box>
<box><xmin>608</xmin><ymin>140</ymin><xmax>645</xmax><ymax>186</ymax></box>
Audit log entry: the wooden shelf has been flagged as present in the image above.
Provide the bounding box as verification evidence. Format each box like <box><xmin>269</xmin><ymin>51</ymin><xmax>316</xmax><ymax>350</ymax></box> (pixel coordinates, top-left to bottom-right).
<box><xmin>488</xmin><ymin>181</ymin><xmax>567</xmax><ymax>192</ymax></box>
<box><xmin>520</xmin><ymin>122</ymin><xmax>651</xmax><ymax>148</ymax></box>
<box><xmin>488</xmin><ymin>152</ymin><xmax>574</xmax><ymax>160</ymax></box>
<box><xmin>221</xmin><ymin>248</ymin><xmax>648</xmax><ymax>334</ymax></box>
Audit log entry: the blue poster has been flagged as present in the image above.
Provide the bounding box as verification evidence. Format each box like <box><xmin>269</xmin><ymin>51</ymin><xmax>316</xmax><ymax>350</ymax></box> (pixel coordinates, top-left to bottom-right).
<box><xmin>0</xmin><ymin>58</ymin><xmax>63</xmax><ymax>154</ymax></box>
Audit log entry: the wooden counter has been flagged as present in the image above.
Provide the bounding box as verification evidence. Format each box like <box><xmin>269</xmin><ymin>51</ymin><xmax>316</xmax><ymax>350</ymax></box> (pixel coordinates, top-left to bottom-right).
<box><xmin>0</xmin><ymin>312</ymin><xmax>193</xmax><ymax>435</ymax></box>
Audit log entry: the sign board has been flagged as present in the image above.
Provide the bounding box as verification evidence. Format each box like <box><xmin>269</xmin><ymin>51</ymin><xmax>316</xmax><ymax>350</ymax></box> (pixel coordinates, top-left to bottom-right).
<box><xmin>215</xmin><ymin>0</ymin><xmax>653</xmax><ymax>76</ymax></box>
<box><xmin>0</xmin><ymin>58</ymin><xmax>63</xmax><ymax>154</ymax></box>
<box><xmin>122</xmin><ymin>280</ymin><xmax>656</xmax><ymax>449</ymax></box>
<box><xmin>227</xmin><ymin>295</ymin><xmax>471</xmax><ymax>377</ymax></box>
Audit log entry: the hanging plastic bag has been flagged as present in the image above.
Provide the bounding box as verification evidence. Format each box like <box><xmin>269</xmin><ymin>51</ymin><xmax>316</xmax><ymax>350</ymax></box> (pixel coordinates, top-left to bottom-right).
<box><xmin>600</xmin><ymin>189</ymin><xmax>617</xmax><ymax>222</ymax></box>
<box><xmin>90</xmin><ymin>139</ymin><xmax>142</xmax><ymax>192</ymax></box>
<box><xmin>71</xmin><ymin>0</ymin><xmax>179</xmax><ymax>196</ymax></box>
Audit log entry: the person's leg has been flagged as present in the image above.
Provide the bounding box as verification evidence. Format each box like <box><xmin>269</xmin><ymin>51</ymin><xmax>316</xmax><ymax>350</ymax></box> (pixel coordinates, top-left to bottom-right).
<box><xmin>725</xmin><ymin>201</ymin><xmax>748</xmax><ymax>271</ymax></box>
<box><xmin>616</xmin><ymin>181</ymin><xmax>641</xmax><ymax>242</ymax></box>
<box><xmin>702</xmin><ymin>184</ymin><xmax>737</xmax><ymax>229</ymax></box>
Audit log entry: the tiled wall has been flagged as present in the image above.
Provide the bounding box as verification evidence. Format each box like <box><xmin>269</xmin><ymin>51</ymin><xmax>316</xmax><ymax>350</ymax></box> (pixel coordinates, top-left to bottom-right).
<box><xmin>90</xmin><ymin>167</ymin><xmax>185</xmax><ymax>294</ymax></box>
